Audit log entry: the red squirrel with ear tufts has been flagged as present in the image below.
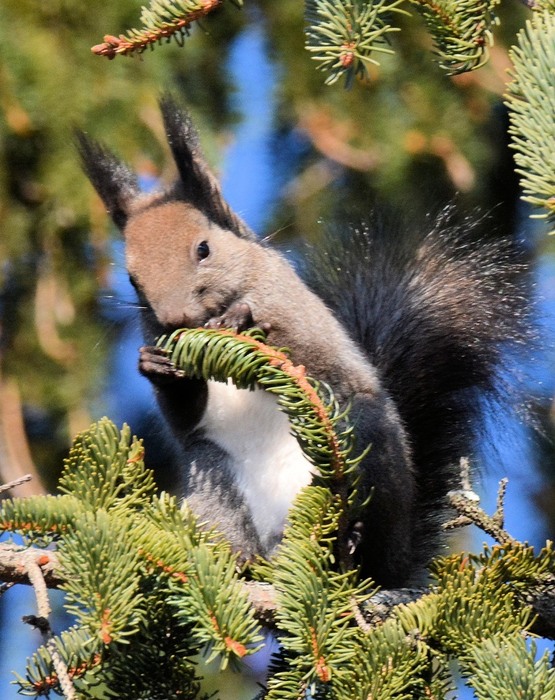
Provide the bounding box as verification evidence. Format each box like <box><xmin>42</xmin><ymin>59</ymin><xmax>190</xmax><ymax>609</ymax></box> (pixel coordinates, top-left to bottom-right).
<box><xmin>78</xmin><ymin>96</ymin><xmax>530</xmax><ymax>587</ymax></box>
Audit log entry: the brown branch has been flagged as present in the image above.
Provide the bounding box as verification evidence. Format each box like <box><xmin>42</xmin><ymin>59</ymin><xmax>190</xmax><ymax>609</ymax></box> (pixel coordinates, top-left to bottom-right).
<box><xmin>298</xmin><ymin>105</ymin><xmax>381</xmax><ymax>173</ymax></box>
<box><xmin>445</xmin><ymin>475</ymin><xmax>516</xmax><ymax>546</ymax></box>
<box><xmin>91</xmin><ymin>0</ymin><xmax>223</xmax><ymax>59</ymax></box>
<box><xmin>0</xmin><ymin>378</ymin><xmax>46</xmax><ymax>498</ymax></box>
<box><xmin>1</xmin><ymin>541</ymin><xmax>554</xmax><ymax>639</ymax></box>
<box><xmin>23</xmin><ymin>551</ymin><xmax>77</xmax><ymax>699</ymax></box>
<box><xmin>243</xmin><ymin>580</ymin><xmax>278</xmax><ymax>626</ymax></box>
<box><xmin>0</xmin><ymin>543</ymin><xmax>64</xmax><ymax>588</ymax></box>
<box><xmin>34</xmin><ymin>266</ymin><xmax>76</xmax><ymax>365</ymax></box>
<box><xmin>23</xmin><ymin>553</ymin><xmax>51</xmax><ymax>619</ymax></box>
<box><xmin>0</xmin><ymin>474</ymin><xmax>32</xmax><ymax>496</ymax></box>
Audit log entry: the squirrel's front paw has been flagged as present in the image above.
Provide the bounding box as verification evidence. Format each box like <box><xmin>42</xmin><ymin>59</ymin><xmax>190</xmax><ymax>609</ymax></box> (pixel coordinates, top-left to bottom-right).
<box><xmin>138</xmin><ymin>346</ymin><xmax>185</xmax><ymax>385</ymax></box>
<box><xmin>205</xmin><ymin>301</ymin><xmax>254</xmax><ymax>332</ymax></box>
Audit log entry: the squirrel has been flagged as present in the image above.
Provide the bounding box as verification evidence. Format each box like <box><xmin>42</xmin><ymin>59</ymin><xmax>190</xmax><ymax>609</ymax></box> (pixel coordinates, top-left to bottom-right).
<box><xmin>78</xmin><ymin>96</ymin><xmax>530</xmax><ymax>587</ymax></box>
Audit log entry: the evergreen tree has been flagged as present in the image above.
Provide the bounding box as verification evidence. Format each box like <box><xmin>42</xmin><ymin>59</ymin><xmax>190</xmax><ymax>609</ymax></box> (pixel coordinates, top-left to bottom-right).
<box><xmin>0</xmin><ymin>2</ymin><xmax>554</xmax><ymax>697</ymax></box>
<box><xmin>91</xmin><ymin>0</ymin><xmax>554</xmax><ymax>229</ymax></box>
<box><xmin>0</xmin><ymin>328</ymin><xmax>554</xmax><ymax>697</ymax></box>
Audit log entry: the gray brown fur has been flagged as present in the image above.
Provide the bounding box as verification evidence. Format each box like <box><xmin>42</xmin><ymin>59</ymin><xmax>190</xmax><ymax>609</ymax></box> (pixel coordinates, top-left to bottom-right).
<box><xmin>77</xmin><ymin>98</ymin><xmax>530</xmax><ymax>587</ymax></box>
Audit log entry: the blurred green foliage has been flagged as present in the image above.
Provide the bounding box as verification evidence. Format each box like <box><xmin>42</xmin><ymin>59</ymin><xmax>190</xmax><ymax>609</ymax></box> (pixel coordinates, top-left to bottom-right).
<box><xmin>0</xmin><ymin>1</ymin><xmax>244</xmax><ymax>485</ymax></box>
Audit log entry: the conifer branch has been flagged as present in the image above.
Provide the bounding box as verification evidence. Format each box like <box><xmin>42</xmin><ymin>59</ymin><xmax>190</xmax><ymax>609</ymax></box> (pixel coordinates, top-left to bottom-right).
<box><xmin>0</xmin><ymin>542</ymin><xmax>63</xmax><ymax>587</ymax></box>
<box><xmin>91</xmin><ymin>0</ymin><xmax>229</xmax><ymax>59</ymax></box>
<box><xmin>23</xmin><ymin>555</ymin><xmax>78</xmax><ymax>700</ymax></box>
<box><xmin>305</xmin><ymin>0</ymin><xmax>407</xmax><ymax>86</ymax></box>
<box><xmin>158</xmin><ymin>327</ymin><xmax>366</xmax><ymax>484</ymax></box>
<box><xmin>304</xmin><ymin>0</ymin><xmax>503</xmax><ymax>85</ymax></box>
<box><xmin>91</xmin><ymin>0</ymin><xmax>502</xmax><ymax>79</ymax></box>
<box><xmin>88</xmin><ymin>1</ymin><xmax>555</xmax><ymax>234</ymax></box>
<box><xmin>0</xmin><ymin>327</ymin><xmax>554</xmax><ymax>692</ymax></box>
<box><xmin>13</xmin><ymin>627</ymin><xmax>102</xmax><ymax>697</ymax></box>
<box><xmin>0</xmin><ymin>473</ymin><xmax>32</xmax><ymax>495</ymax></box>
<box><xmin>505</xmin><ymin>10</ymin><xmax>555</xmax><ymax>232</ymax></box>
<box><xmin>407</xmin><ymin>0</ymin><xmax>501</xmax><ymax>73</ymax></box>
<box><xmin>159</xmin><ymin>326</ymin><xmax>368</xmax><ymax>573</ymax></box>
<box><xmin>446</xmin><ymin>475</ymin><xmax>516</xmax><ymax>545</ymax></box>
<box><xmin>3</xmin><ymin>539</ymin><xmax>554</xmax><ymax>639</ymax></box>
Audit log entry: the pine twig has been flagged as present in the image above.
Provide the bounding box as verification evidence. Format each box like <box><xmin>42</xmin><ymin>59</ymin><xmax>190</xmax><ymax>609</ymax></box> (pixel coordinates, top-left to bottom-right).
<box><xmin>407</xmin><ymin>0</ymin><xmax>502</xmax><ymax>74</ymax></box>
<box><xmin>0</xmin><ymin>474</ymin><xmax>32</xmax><ymax>496</ymax></box>
<box><xmin>92</xmin><ymin>0</ymin><xmax>224</xmax><ymax>59</ymax></box>
<box><xmin>2</xmin><ymin>536</ymin><xmax>555</xmax><ymax>640</ymax></box>
<box><xmin>22</xmin><ymin>552</ymin><xmax>77</xmax><ymax>700</ymax></box>
<box><xmin>305</xmin><ymin>0</ymin><xmax>406</xmax><ymax>87</ymax></box>
<box><xmin>505</xmin><ymin>9</ymin><xmax>555</xmax><ymax>232</ymax></box>
<box><xmin>445</xmin><ymin>472</ymin><xmax>516</xmax><ymax>546</ymax></box>
<box><xmin>159</xmin><ymin>326</ymin><xmax>363</xmax><ymax>483</ymax></box>
<box><xmin>160</xmin><ymin>326</ymin><xmax>365</xmax><ymax>572</ymax></box>
<box><xmin>0</xmin><ymin>542</ymin><xmax>63</xmax><ymax>588</ymax></box>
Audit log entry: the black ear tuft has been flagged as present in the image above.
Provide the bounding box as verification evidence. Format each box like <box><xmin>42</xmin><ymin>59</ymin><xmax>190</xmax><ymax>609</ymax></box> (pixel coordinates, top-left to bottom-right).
<box><xmin>159</xmin><ymin>94</ymin><xmax>201</xmax><ymax>196</ymax></box>
<box><xmin>159</xmin><ymin>94</ymin><xmax>256</xmax><ymax>240</ymax></box>
<box><xmin>159</xmin><ymin>93</ymin><xmax>223</xmax><ymax>214</ymax></box>
<box><xmin>76</xmin><ymin>131</ymin><xmax>139</xmax><ymax>230</ymax></box>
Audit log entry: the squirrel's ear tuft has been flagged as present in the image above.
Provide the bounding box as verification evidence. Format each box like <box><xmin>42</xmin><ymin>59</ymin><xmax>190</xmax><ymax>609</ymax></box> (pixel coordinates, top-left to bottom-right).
<box><xmin>159</xmin><ymin>94</ymin><xmax>203</xmax><ymax>198</ymax></box>
<box><xmin>159</xmin><ymin>93</ymin><xmax>256</xmax><ymax>240</ymax></box>
<box><xmin>76</xmin><ymin>131</ymin><xmax>139</xmax><ymax>230</ymax></box>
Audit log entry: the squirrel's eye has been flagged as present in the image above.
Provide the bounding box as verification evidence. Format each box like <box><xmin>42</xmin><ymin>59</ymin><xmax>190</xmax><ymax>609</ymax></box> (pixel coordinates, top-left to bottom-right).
<box><xmin>197</xmin><ymin>240</ymin><xmax>210</xmax><ymax>261</ymax></box>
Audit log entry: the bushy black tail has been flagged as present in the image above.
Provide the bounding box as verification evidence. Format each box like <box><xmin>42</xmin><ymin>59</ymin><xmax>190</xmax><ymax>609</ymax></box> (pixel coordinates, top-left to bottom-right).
<box><xmin>307</xmin><ymin>207</ymin><xmax>532</xmax><ymax>567</ymax></box>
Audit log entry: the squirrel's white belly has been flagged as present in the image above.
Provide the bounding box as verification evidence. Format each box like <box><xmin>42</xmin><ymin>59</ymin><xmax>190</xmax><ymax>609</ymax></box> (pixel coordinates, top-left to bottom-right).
<box><xmin>199</xmin><ymin>380</ymin><xmax>314</xmax><ymax>551</ymax></box>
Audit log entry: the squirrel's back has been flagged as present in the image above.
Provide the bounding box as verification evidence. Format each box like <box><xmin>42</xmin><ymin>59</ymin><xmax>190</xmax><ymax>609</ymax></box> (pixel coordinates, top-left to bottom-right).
<box><xmin>306</xmin><ymin>209</ymin><xmax>531</xmax><ymax>569</ymax></box>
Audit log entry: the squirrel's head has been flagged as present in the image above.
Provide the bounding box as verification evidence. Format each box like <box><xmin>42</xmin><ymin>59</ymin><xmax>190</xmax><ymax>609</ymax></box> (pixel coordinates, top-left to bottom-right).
<box><xmin>77</xmin><ymin>96</ymin><xmax>257</xmax><ymax>335</ymax></box>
